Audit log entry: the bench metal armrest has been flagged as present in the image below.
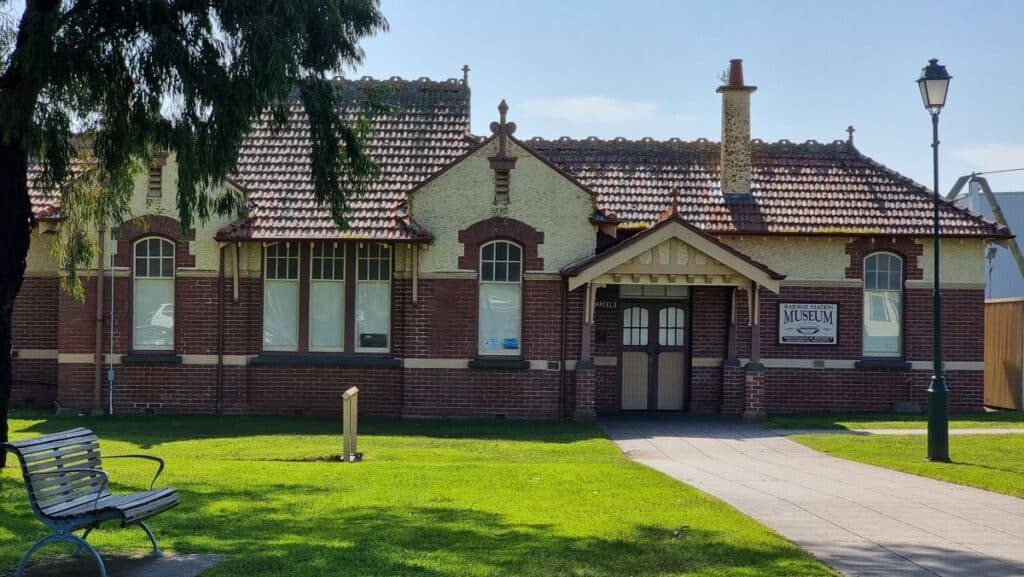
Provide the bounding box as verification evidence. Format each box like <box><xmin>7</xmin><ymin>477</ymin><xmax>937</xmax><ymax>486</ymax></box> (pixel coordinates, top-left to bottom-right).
<box><xmin>32</xmin><ymin>467</ymin><xmax>109</xmax><ymax>511</ymax></box>
<box><xmin>103</xmin><ymin>455</ymin><xmax>166</xmax><ymax>490</ymax></box>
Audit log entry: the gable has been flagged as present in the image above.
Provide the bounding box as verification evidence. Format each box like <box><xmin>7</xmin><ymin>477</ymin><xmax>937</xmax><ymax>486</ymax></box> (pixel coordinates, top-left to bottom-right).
<box><xmin>565</xmin><ymin>218</ymin><xmax>783</xmax><ymax>292</ymax></box>
<box><xmin>409</xmin><ymin>138</ymin><xmax>597</xmax><ymax>274</ymax></box>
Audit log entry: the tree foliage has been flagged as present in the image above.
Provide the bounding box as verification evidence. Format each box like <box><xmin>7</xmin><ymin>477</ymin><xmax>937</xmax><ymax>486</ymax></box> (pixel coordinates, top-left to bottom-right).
<box><xmin>2</xmin><ymin>0</ymin><xmax>386</xmax><ymax>274</ymax></box>
<box><xmin>0</xmin><ymin>0</ymin><xmax>387</xmax><ymax>465</ymax></box>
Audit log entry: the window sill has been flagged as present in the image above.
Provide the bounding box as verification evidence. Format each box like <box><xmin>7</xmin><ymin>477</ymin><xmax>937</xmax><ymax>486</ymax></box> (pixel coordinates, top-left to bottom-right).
<box><xmin>121</xmin><ymin>353</ymin><xmax>183</xmax><ymax>364</ymax></box>
<box><xmin>250</xmin><ymin>354</ymin><xmax>401</xmax><ymax>368</ymax></box>
<box><xmin>468</xmin><ymin>357</ymin><xmax>530</xmax><ymax>370</ymax></box>
<box><xmin>855</xmin><ymin>358</ymin><xmax>912</xmax><ymax>370</ymax></box>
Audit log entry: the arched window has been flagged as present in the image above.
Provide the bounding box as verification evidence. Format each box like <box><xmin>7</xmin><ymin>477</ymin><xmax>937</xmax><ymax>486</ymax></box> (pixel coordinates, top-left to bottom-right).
<box><xmin>479</xmin><ymin>240</ymin><xmax>522</xmax><ymax>356</ymax></box>
<box><xmin>863</xmin><ymin>252</ymin><xmax>903</xmax><ymax>357</ymax></box>
<box><xmin>133</xmin><ymin>237</ymin><xmax>175</xmax><ymax>350</ymax></box>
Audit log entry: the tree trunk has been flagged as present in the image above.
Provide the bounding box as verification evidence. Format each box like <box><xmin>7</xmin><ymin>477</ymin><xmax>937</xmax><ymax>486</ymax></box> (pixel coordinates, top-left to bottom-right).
<box><xmin>0</xmin><ymin>139</ymin><xmax>32</xmax><ymax>468</ymax></box>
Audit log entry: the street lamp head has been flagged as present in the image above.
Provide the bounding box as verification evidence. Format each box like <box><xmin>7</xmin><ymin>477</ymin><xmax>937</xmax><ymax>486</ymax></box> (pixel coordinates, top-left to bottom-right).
<box><xmin>918</xmin><ymin>58</ymin><xmax>951</xmax><ymax>114</ymax></box>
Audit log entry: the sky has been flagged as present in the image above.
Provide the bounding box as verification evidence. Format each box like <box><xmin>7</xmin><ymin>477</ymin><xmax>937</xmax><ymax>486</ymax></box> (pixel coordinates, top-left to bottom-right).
<box><xmin>351</xmin><ymin>0</ymin><xmax>1024</xmax><ymax>192</ymax></box>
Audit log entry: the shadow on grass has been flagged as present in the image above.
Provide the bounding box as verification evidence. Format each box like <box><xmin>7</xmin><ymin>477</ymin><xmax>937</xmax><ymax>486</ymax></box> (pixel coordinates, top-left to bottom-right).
<box><xmin>0</xmin><ymin>472</ymin><xmax>831</xmax><ymax>577</ymax></box>
<box><xmin>765</xmin><ymin>410</ymin><xmax>1024</xmax><ymax>431</ymax></box>
<box><xmin>9</xmin><ymin>411</ymin><xmax>605</xmax><ymax>449</ymax></box>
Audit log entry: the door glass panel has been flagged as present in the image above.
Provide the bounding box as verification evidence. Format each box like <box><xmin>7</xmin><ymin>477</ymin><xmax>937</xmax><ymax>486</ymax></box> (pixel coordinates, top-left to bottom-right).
<box><xmin>658</xmin><ymin>307</ymin><xmax>686</xmax><ymax>346</ymax></box>
<box><xmin>622</xmin><ymin>306</ymin><xmax>648</xmax><ymax>346</ymax></box>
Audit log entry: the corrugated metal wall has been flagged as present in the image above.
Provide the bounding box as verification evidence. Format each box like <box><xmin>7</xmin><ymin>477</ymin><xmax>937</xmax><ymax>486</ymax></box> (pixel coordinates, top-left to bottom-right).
<box><xmin>959</xmin><ymin>189</ymin><xmax>1024</xmax><ymax>298</ymax></box>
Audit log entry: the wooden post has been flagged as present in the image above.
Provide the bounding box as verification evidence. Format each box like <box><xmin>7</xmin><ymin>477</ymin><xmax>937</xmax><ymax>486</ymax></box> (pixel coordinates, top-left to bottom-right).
<box><xmin>342</xmin><ymin>387</ymin><xmax>361</xmax><ymax>462</ymax></box>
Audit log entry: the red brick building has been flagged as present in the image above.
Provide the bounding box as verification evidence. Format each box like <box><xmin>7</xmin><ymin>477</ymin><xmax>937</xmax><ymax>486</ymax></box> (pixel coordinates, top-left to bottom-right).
<box><xmin>12</xmin><ymin>60</ymin><xmax>1010</xmax><ymax>420</ymax></box>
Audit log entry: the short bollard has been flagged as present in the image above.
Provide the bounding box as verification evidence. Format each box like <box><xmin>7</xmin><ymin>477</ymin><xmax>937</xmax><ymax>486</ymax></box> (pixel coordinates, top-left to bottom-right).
<box><xmin>342</xmin><ymin>387</ymin><xmax>362</xmax><ymax>462</ymax></box>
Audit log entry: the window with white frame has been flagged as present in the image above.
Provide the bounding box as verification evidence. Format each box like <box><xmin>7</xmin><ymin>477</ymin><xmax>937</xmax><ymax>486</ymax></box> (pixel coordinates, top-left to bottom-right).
<box><xmin>478</xmin><ymin>240</ymin><xmax>522</xmax><ymax>355</ymax></box>
<box><xmin>263</xmin><ymin>242</ymin><xmax>300</xmax><ymax>351</ymax></box>
<box><xmin>133</xmin><ymin>237</ymin><xmax>175</xmax><ymax>350</ymax></box>
<box><xmin>355</xmin><ymin>242</ymin><xmax>391</xmax><ymax>352</ymax></box>
<box><xmin>863</xmin><ymin>252</ymin><xmax>903</xmax><ymax>357</ymax></box>
<box><xmin>309</xmin><ymin>242</ymin><xmax>345</xmax><ymax>351</ymax></box>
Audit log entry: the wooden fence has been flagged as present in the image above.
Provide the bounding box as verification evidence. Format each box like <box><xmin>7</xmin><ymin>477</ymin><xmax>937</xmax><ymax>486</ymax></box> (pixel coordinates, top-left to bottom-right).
<box><xmin>985</xmin><ymin>298</ymin><xmax>1024</xmax><ymax>410</ymax></box>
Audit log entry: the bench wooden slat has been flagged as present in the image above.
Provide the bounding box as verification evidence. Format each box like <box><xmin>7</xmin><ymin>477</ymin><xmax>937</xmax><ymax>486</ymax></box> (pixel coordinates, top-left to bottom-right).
<box><xmin>20</xmin><ymin>441</ymin><xmax>100</xmax><ymax>464</ymax></box>
<box><xmin>28</xmin><ymin>467</ymin><xmax>103</xmax><ymax>492</ymax></box>
<box><xmin>17</xmin><ymin>435</ymin><xmax>97</xmax><ymax>455</ymax></box>
<box><xmin>33</xmin><ymin>474</ymin><xmax>106</xmax><ymax>502</ymax></box>
<box><xmin>122</xmin><ymin>493</ymin><xmax>179</xmax><ymax>523</ymax></box>
<box><xmin>55</xmin><ymin>489</ymin><xmax>178</xmax><ymax>520</ymax></box>
<box><xmin>25</xmin><ymin>453</ymin><xmax>100</xmax><ymax>474</ymax></box>
<box><xmin>40</xmin><ymin>491</ymin><xmax>108</xmax><ymax>516</ymax></box>
<box><xmin>6</xmin><ymin>428</ymin><xmax>94</xmax><ymax>450</ymax></box>
<box><xmin>36</xmin><ymin>491</ymin><xmax>109</xmax><ymax>515</ymax></box>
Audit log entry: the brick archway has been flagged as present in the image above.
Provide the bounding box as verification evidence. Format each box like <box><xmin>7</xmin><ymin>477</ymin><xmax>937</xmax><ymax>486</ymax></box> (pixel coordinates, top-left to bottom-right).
<box><xmin>458</xmin><ymin>217</ymin><xmax>544</xmax><ymax>271</ymax></box>
<box><xmin>113</xmin><ymin>215</ymin><xmax>196</xmax><ymax>269</ymax></box>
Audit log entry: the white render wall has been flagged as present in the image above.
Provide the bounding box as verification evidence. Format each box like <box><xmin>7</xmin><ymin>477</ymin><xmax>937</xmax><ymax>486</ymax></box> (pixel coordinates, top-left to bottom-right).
<box><xmin>410</xmin><ymin>139</ymin><xmax>596</xmax><ymax>274</ymax></box>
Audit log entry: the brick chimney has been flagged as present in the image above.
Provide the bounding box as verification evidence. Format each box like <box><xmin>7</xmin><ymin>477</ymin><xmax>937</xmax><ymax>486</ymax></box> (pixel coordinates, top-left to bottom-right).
<box><xmin>716</xmin><ymin>59</ymin><xmax>757</xmax><ymax>196</ymax></box>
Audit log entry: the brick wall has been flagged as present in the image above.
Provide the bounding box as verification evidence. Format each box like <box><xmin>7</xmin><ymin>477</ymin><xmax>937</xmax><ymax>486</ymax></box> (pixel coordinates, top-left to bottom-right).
<box><xmin>396</xmin><ymin>277</ymin><xmax>577</xmax><ymax>418</ymax></box>
<box><xmin>30</xmin><ymin>225</ymin><xmax>987</xmax><ymax>418</ymax></box>
<box><xmin>403</xmin><ymin>369</ymin><xmax>560</xmax><ymax>419</ymax></box>
<box><xmin>52</xmin><ymin>249</ymin><xmax>582</xmax><ymax>418</ymax></box>
<box><xmin>11</xmin><ymin>276</ymin><xmax>59</xmax><ymax>407</ymax></box>
<box><xmin>765</xmin><ymin>369</ymin><xmax>982</xmax><ymax>412</ymax></box>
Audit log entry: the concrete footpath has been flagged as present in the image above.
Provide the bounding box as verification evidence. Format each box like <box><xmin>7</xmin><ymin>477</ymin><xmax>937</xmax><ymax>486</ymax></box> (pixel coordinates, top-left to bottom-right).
<box><xmin>602</xmin><ymin>417</ymin><xmax>1024</xmax><ymax>577</ymax></box>
<box><xmin>772</xmin><ymin>428</ymin><xmax>1024</xmax><ymax>436</ymax></box>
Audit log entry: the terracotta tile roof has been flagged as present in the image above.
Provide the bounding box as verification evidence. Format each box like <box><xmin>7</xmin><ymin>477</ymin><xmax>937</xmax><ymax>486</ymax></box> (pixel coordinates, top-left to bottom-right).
<box><xmin>527</xmin><ymin>137</ymin><xmax>1010</xmax><ymax>238</ymax></box>
<box><xmin>218</xmin><ymin>76</ymin><xmax>475</xmax><ymax>240</ymax></box>
<box><xmin>27</xmin><ymin>161</ymin><xmax>92</xmax><ymax>221</ymax></box>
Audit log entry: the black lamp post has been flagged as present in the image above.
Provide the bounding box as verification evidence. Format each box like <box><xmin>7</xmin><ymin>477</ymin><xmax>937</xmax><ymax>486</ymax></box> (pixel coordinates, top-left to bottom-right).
<box><xmin>918</xmin><ymin>58</ymin><xmax>952</xmax><ymax>462</ymax></box>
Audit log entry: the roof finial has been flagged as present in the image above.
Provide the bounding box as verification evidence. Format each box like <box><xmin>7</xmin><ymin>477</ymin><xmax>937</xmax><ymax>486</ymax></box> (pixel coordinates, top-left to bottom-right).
<box><xmin>490</xmin><ymin>100</ymin><xmax>517</xmax><ymax>161</ymax></box>
<box><xmin>462</xmin><ymin>64</ymin><xmax>470</xmax><ymax>85</ymax></box>
<box><xmin>670</xmin><ymin>188</ymin><xmax>680</xmax><ymax>216</ymax></box>
<box><xmin>846</xmin><ymin>125</ymin><xmax>856</xmax><ymax>145</ymax></box>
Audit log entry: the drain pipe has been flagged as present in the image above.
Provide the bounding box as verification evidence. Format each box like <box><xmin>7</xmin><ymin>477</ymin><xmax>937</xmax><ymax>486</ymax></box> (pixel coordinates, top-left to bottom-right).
<box><xmin>558</xmin><ymin>278</ymin><xmax>567</xmax><ymax>420</ymax></box>
<box><xmin>216</xmin><ymin>244</ymin><xmax>226</xmax><ymax>414</ymax></box>
<box><xmin>93</xmin><ymin>227</ymin><xmax>105</xmax><ymax>414</ymax></box>
<box><xmin>108</xmin><ymin>247</ymin><xmax>115</xmax><ymax>415</ymax></box>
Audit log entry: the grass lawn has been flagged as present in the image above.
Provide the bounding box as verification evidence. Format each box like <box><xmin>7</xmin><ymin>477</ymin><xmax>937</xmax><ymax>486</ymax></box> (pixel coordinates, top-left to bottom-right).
<box><xmin>792</xmin><ymin>433</ymin><xmax>1024</xmax><ymax>499</ymax></box>
<box><xmin>1</xmin><ymin>411</ymin><xmax>835</xmax><ymax>577</ymax></box>
<box><xmin>765</xmin><ymin>410</ymin><xmax>1024</xmax><ymax>430</ymax></box>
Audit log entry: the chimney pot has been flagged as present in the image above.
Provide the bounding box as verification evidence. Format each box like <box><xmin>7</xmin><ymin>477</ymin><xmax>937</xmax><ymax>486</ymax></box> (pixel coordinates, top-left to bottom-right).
<box><xmin>728</xmin><ymin>59</ymin><xmax>744</xmax><ymax>86</ymax></box>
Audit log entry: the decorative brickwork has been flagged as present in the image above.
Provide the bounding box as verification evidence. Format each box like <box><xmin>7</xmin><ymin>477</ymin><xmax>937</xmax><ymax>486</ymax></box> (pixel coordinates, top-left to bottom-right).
<box><xmin>458</xmin><ymin>217</ymin><xmax>544</xmax><ymax>271</ymax></box>
<box><xmin>113</xmin><ymin>214</ymin><xmax>196</xmax><ymax>269</ymax></box>
<box><xmin>845</xmin><ymin>237</ymin><xmax>923</xmax><ymax>280</ymax></box>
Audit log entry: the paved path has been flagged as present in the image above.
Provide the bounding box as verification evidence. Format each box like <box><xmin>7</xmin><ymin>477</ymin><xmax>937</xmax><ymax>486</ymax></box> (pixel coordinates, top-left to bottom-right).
<box><xmin>602</xmin><ymin>417</ymin><xmax>1024</xmax><ymax>577</ymax></box>
<box><xmin>773</xmin><ymin>428</ymin><xmax>1024</xmax><ymax>436</ymax></box>
<box><xmin>17</xmin><ymin>553</ymin><xmax>223</xmax><ymax>577</ymax></box>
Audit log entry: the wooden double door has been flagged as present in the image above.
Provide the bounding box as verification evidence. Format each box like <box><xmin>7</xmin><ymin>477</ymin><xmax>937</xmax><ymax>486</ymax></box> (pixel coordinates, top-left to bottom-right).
<box><xmin>620</xmin><ymin>302</ymin><xmax>689</xmax><ymax>411</ymax></box>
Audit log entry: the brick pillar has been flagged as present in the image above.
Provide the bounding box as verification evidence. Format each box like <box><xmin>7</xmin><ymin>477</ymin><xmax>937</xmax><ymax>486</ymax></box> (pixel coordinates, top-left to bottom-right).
<box><xmin>742</xmin><ymin>363</ymin><xmax>766</xmax><ymax>422</ymax></box>
<box><xmin>574</xmin><ymin>361</ymin><xmax>596</xmax><ymax>421</ymax></box>
<box><xmin>721</xmin><ymin>359</ymin><xmax>745</xmax><ymax>414</ymax></box>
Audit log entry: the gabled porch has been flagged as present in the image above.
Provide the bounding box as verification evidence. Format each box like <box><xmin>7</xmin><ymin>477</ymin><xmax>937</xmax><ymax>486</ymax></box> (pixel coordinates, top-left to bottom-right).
<box><xmin>564</xmin><ymin>210</ymin><xmax>785</xmax><ymax>420</ymax></box>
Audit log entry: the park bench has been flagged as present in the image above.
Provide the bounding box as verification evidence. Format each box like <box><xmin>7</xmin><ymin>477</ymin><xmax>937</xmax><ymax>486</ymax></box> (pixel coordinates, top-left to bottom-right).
<box><xmin>4</xmin><ymin>427</ymin><xmax>180</xmax><ymax>577</ymax></box>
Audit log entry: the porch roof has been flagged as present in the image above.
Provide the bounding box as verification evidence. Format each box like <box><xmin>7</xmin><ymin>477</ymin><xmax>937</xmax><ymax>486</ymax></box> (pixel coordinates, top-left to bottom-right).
<box><xmin>562</xmin><ymin>209</ymin><xmax>785</xmax><ymax>293</ymax></box>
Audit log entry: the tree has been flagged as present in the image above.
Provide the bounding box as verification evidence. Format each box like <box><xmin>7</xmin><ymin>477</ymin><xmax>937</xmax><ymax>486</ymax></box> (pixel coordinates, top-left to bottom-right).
<box><xmin>0</xmin><ymin>0</ymin><xmax>387</xmax><ymax>466</ymax></box>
